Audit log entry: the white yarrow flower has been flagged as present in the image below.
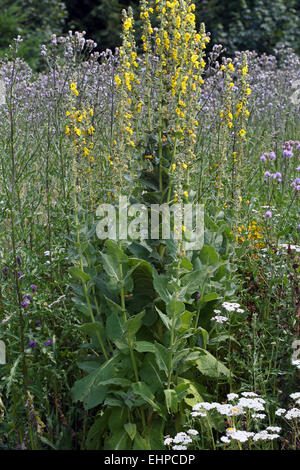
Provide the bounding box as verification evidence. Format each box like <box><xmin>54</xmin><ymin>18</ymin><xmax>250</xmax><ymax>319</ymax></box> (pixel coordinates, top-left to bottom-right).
<box><xmin>187</xmin><ymin>429</ymin><xmax>199</xmax><ymax>436</ymax></box>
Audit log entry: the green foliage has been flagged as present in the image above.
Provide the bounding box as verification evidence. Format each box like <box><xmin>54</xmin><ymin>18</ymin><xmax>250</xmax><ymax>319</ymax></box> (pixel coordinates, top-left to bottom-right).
<box><xmin>196</xmin><ymin>0</ymin><xmax>300</xmax><ymax>55</ymax></box>
<box><xmin>0</xmin><ymin>0</ymin><xmax>67</xmax><ymax>69</ymax></box>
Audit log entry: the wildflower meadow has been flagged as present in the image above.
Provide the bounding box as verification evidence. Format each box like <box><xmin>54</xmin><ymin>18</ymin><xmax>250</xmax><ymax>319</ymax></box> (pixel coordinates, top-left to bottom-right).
<box><xmin>0</xmin><ymin>0</ymin><xmax>299</xmax><ymax>452</ymax></box>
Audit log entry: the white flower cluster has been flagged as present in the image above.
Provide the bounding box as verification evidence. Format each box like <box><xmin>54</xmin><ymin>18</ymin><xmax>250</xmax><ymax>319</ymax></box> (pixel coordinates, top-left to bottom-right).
<box><xmin>220</xmin><ymin>426</ymin><xmax>280</xmax><ymax>444</ymax></box>
<box><xmin>164</xmin><ymin>430</ymin><xmax>199</xmax><ymax>450</ymax></box>
<box><xmin>211</xmin><ymin>303</ymin><xmax>245</xmax><ymax>324</ymax></box>
<box><xmin>222</xmin><ymin>302</ymin><xmax>245</xmax><ymax>313</ymax></box>
<box><xmin>211</xmin><ymin>312</ymin><xmax>229</xmax><ymax>323</ymax></box>
<box><xmin>275</xmin><ymin>393</ymin><xmax>300</xmax><ymax>420</ymax></box>
<box><xmin>191</xmin><ymin>392</ymin><xmax>266</xmax><ymax>419</ymax></box>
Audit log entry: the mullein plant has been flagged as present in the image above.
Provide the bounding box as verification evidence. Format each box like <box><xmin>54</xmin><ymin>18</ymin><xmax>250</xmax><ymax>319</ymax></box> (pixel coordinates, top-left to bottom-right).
<box><xmin>68</xmin><ymin>0</ymin><xmax>236</xmax><ymax>450</ymax></box>
<box><xmin>218</xmin><ymin>54</ymin><xmax>250</xmax><ymax>211</ymax></box>
<box><xmin>112</xmin><ymin>0</ymin><xmax>209</xmax><ymax>207</ymax></box>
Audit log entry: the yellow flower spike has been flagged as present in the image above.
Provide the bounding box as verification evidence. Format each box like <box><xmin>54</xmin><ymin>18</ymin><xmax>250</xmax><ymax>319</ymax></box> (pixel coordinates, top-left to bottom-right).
<box><xmin>123</xmin><ymin>17</ymin><xmax>133</xmax><ymax>31</ymax></box>
<box><xmin>183</xmin><ymin>191</ymin><xmax>188</xmax><ymax>197</ymax></box>
<box><xmin>114</xmin><ymin>75</ymin><xmax>121</xmax><ymax>88</ymax></box>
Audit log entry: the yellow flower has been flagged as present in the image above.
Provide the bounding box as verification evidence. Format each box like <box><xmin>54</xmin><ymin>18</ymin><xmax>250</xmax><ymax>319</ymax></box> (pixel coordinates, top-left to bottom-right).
<box><xmin>238</xmin><ymin>129</ymin><xmax>246</xmax><ymax>137</ymax></box>
<box><xmin>123</xmin><ymin>18</ymin><xmax>133</xmax><ymax>30</ymax></box>
<box><xmin>137</xmin><ymin>101</ymin><xmax>143</xmax><ymax>113</ymax></box>
<box><xmin>246</xmin><ymin>87</ymin><xmax>251</xmax><ymax>95</ymax></box>
<box><xmin>114</xmin><ymin>75</ymin><xmax>121</xmax><ymax>88</ymax></box>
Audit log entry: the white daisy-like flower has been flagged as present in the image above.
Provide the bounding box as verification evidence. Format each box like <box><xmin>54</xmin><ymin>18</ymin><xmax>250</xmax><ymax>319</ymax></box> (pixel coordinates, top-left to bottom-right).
<box><xmin>213</xmin><ymin>309</ymin><xmax>221</xmax><ymax>314</ymax></box>
<box><xmin>220</xmin><ymin>436</ymin><xmax>231</xmax><ymax>444</ymax></box>
<box><xmin>290</xmin><ymin>392</ymin><xmax>300</xmax><ymax>400</ymax></box>
<box><xmin>164</xmin><ymin>437</ymin><xmax>173</xmax><ymax>445</ymax></box>
<box><xmin>241</xmin><ymin>392</ymin><xmax>258</xmax><ymax>397</ymax></box>
<box><xmin>275</xmin><ymin>408</ymin><xmax>286</xmax><ymax>416</ymax></box>
<box><xmin>227</xmin><ymin>393</ymin><xmax>239</xmax><ymax>401</ymax></box>
<box><xmin>211</xmin><ymin>315</ymin><xmax>228</xmax><ymax>323</ymax></box>
<box><xmin>237</xmin><ymin>397</ymin><xmax>265</xmax><ymax>412</ymax></box>
<box><xmin>216</xmin><ymin>404</ymin><xmax>235</xmax><ymax>415</ymax></box>
<box><xmin>230</xmin><ymin>431</ymin><xmax>254</xmax><ymax>443</ymax></box>
<box><xmin>252</xmin><ymin>413</ymin><xmax>266</xmax><ymax>419</ymax></box>
<box><xmin>226</xmin><ymin>427</ymin><xmax>236</xmax><ymax>434</ymax></box>
<box><xmin>231</xmin><ymin>407</ymin><xmax>243</xmax><ymax>416</ymax></box>
<box><xmin>187</xmin><ymin>429</ymin><xmax>199</xmax><ymax>436</ymax></box>
<box><xmin>172</xmin><ymin>445</ymin><xmax>187</xmax><ymax>450</ymax></box>
<box><xmin>222</xmin><ymin>303</ymin><xmax>236</xmax><ymax>312</ymax></box>
<box><xmin>253</xmin><ymin>431</ymin><xmax>280</xmax><ymax>441</ymax></box>
<box><xmin>266</xmin><ymin>426</ymin><xmax>281</xmax><ymax>433</ymax></box>
<box><xmin>193</xmin><ymin>402</ymin><xmax>217</xmax><ymax>411</ymax></box>
<box><xmin>172</xmin><ymin>432</ymin><xmax>190</xmax><ymax>444</ymax></box>
<box><xmin>190</xmin><ymin>411</ymin><xmax>207</xmax><ymax>417</ymax></box>
<box><xmin>285</xmin><ymin>408</ymin><xmax>300</xmax><ymax>420</ymax></box>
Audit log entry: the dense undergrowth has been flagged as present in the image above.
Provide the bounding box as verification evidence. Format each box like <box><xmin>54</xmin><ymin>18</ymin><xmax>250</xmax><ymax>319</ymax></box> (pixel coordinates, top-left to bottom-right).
<box><xmin>0</xmin><ymin>0</ymin><xmax>299</xmax><ymax>450</ymax></box>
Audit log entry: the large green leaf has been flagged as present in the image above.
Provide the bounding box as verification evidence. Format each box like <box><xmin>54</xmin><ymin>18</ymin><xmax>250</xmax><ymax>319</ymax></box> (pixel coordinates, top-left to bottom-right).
<box><xmin>72</xmin><ymin>354</ymin><xmax>120</xmax><ymax>409</ymax></box>
<box><xmin>154</xmin><ymin>342</ymin><xmax>170</xmax><ymax>377</ymax></box>
<box><xmin>125</xmin><ymin>311</ymin><xmax>145</xmax><ymax>340</ymax></box>
<box><xmin>124</xmin><ymin>423</ymin><xmax>137</xmax><ymax>441</ymax></box>
<box><xmin>153</xmin><ymin>269</ymin><xmax>172</xmax><ymax>303</ymax></box>
<box><xmin>69</xmin><ymin>267</ymin><xmax>91</xmax><ymax>282</ymax></box>
<box><xmin>131</xmin><ymin>382</ymin><xmax>164</xmax><ymax>416</ymax></box>
<box><xmin>199</xmin><ymin>246</ymin><xmax>219</xmax><ymax>266</ymax></box>
<box><xmin>164</xmin><ymin>389</ymin><xmax>178</xmax><ymax>413</ymax></box>
<box><xmin>195</xmin><ymin>349</ymin><xmax>231</xmax><ymax>379</ymax></box>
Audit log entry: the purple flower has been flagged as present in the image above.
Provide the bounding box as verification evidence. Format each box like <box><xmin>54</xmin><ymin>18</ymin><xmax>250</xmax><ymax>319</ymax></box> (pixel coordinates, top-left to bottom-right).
<box><xmin>269</xmin><ymin>151</ymin><xmax>276</xmax><ymax>160</ymax></box>
<box><xmin>264</xmin><ymin>171</ymin><xmax>271</xmax><ymax>177</ymax></box>
<box><xmin>29</xmin><ymin>340</ymin><xmax>37</xmax><ymax>349</ymax></box>
<box><xmin>22</xmin><ymin>300</ymin><xmax>30</xmax><ymax>308</ymax></box>
<box><xmin>2</xmin><ymin>267</ymin><xmax>9</xmax><ymax>275</ymax></box>
<box><xmin>195</xmin><ymin>293</ymin><xmax>201</xmax><ymax>301</ymax></box>
<box><xmin>264</xmin><ymin>210</ymin><xmax>272</xmax><ymax>218</ymax></box>
<box><xmin>35</xmin><ymin>320</ymin><xmax>41</xmax><ymax>327</ymax></box>
<box><xmin>16</xmin><ymin>255</ymin><xmax>21</xmax><ymax>265</ymax></box>
<box><xmin>30</xmin><ymin>284</ymin><xmax>37</xmax><ymax>294</ymax></box>
<box><xmin>296</xmin><ymin>166</ymin><xmax>300</xmax><ymax>172</ymax></box>
<box><xmin>283</xmin><ymin>149</ymin><xmax>293</xmax><ymax>158</ymax></box>
<box><xmin>260</xmin><ymin>155</ymin><xmax>267</xmax><ymax>162</ymax></box>
<box><xmin>44</xmin><ymin>339</ymin><xmax>52</xmax><ymax>347</ymax></box>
